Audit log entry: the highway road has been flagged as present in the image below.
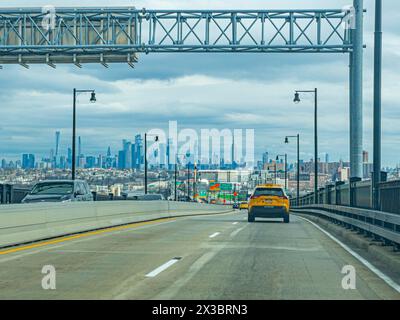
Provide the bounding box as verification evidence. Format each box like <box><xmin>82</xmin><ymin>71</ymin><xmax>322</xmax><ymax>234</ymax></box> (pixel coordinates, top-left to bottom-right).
<box><xmin>0</xmin><ymin>211</ymin><xmax>399</xmax><ymax>300</ymax></box>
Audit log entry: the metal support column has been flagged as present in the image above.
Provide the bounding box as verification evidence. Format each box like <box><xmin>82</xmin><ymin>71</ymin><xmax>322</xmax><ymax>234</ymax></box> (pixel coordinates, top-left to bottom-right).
<box><xmin>373</xmin><ymin>0</ymin><xmax>382</xmax><ymax>210</ymax></box>
<box><xmin>174</xmin><ymin>163</ymin><xmax>178</xmax><ymax>201</ymax></box>
<box><xmin>350</xmin><ymin>0</ymin><xmax>364</xmax><ymax>180</ymax></box>
<box><xmin>72</xmin><ymin>88</ymin><xmax>77</xmax><ymax>180</ymax></box>
<box><xmin>144</xmin><ymin>133</ymin><xmax>148</xmax><ymax>194</ymax></box>
<box><xmin>314</xmin><ymin>88</ymin><xmax>318</xmax><ymax>204</ymax></box>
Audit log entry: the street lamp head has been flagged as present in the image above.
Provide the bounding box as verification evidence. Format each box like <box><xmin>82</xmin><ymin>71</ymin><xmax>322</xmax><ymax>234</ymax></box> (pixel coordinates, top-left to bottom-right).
<box><xmin>293</xmin><ymin>92</ymin><xmax>301</xmax><ymax>104</ymax></box>
<box><xmin>90</xmin><ymin>92</ymin><xmax>96</xmax><ymax>103</ymax></box>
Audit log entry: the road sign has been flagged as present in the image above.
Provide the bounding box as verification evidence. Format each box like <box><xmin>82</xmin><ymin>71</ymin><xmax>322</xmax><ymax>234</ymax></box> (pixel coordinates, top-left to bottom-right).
<box><xmin>220</xmin><ymin>183</ymin><xmax>232</xmax><ymax>191</ymax></box>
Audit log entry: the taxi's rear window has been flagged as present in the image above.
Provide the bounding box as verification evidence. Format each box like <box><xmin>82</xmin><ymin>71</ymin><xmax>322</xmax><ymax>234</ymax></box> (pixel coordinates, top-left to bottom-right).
<box><xmin>253</xmin><ymin>188</ymin><xmax>284</xmax><ymax>197</ymax></box>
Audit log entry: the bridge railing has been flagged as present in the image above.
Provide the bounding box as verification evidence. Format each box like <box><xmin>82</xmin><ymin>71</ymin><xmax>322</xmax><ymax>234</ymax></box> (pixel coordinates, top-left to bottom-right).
<box><xmin>291</xmin><ymin>179</ymin><xmax>400</xmax><ymax>215</ymax></box>
<box><xmin>291</xmin><ymin>204</ymin><xmax>400</xmax><ymax>249</ymax></box>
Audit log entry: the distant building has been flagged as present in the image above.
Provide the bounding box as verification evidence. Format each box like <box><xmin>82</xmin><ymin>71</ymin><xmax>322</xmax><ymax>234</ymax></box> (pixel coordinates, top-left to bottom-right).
<box><xmin>132</xmin><ymin>134</ymin><xmax>143</xmax><ymax>169</ymax></box>
<box><xmin>262</xmin><ymin>152</ymin><xmax>269</xmax><ymax>166</ymax></box>
<box><xmin>339</xmin><ymin>167</ymin><xmax>350</xmax><ymax>182</ymax></box>
<box><xmin>85</xmin><ymin>156</ymin><xmax>96</xmax><ymax>168</ymax></box>
<box><xmin>363</xmin><ymin>150</ymin><xmax>369</xmax><ymax>163</ymax></box>
<box><xmin>118</xmin><ymin>150</ymin><xmax>126</xmax><ymax>170</ymax></box>
<box><xmin>22</xmin><ymin>154</ymin><xmax>35</xmax><ymax>169</ymax></box>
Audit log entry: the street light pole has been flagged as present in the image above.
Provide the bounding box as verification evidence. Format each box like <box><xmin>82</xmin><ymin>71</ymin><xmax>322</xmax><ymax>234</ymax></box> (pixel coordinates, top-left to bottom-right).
<box><xmin>276</xmin><ymin>154</ymin><xmax>288</xmax><ymax>190</ymax></box>
<box><xmin>72</xmin><ymin>89</ymin><xmax>76</xmax><ymax>181</ymax></box>
<box><xmin>373</xmin><ymin>0</ymin><xmax>382</xmax><ymax>210</ymax></box>
<box><xmin>71</xmin><ymin>88</ymin><xmax>96</xmax><ymax>181</ymax></box>
<box><xmin>294</xmin><ymin>89</ymin><xmax>318</xmax><ymax>204</ymax></box>
<box><xmin>174</xmin><ymin>162</ymin><xmax>178</xmax><ymax>201</ymax></box>
<box><xmin>144</xmin><ymin>133</ymin><xmax>159</xmax><ymax>194</ymax></box>
<box><xmin>193</xmin><ymin>164</ymin><xmax>197</xmax><ymax>201</ymax></box>
<box><xmin>285</xmin><ymin>135</ymin><xmax>300</xmax><ymax>204</ymax></box>
<box><xmin>144</xmin><ymin>133</ymin><xmax>147</xmax><ymax>194</ymax></box>
<box><xmin>159</xmin><ymin>171</ymin><xmax>161</xmax><ymax>194</ymax></box>
<box><xmin>187</xmin><ymin>162</ymin><xmax>190</xmax><ymax>200</ymax></box>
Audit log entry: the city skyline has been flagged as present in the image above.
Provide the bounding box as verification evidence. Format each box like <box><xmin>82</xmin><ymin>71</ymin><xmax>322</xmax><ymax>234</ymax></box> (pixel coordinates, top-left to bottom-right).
<box><xmin>0</xmin><ymin>129</ymin><xmax>374</xmax><ymax>168</ymax></box>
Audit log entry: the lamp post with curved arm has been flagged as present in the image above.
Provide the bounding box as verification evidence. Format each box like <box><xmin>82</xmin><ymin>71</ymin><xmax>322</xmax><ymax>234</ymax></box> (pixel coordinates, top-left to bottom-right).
<box><xmin>285</xmin><ymin>134</ymin><xmax>300</xmax><ymax>202</ymax></box>
<box><xmin>144</xmin><ymin>133</ymin><xmax>159</xmax><ymax>194</ymax></box>
<box><xmin>293</xmin><ymin>89</ymin><xmax>318</xmax><ymax>204</ymax></box>
<box><xmin>276</xmin><ymin>154</ymin><xmax>288</xmax><ymax>190</ymax></box>
<box><xmin>72</xmin><ymin>88</ymin><xmax>96</xmax><ymax>181</ymax></box>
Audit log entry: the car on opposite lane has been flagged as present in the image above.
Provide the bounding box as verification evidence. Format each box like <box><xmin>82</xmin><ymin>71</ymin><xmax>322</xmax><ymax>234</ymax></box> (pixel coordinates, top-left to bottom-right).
<box><xmin>21</xmin><ymin>180</ymin><xmax>93</xmax><ymax>203</ymax></box>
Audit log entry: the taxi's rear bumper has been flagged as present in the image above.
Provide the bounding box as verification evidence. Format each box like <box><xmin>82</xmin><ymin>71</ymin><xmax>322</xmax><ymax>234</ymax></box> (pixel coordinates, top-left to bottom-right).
<box><xmin>249</xmin><ymin>206</ymin><xmax>288</xmax><ymax>218</ymax></box>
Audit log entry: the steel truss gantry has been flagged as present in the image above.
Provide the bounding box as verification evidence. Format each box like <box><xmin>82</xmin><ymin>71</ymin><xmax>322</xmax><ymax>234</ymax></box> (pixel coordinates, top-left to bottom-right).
<box><xmin>0</xmin><ymin>2</ymin><xmax>365</xmax><ymax>180</ymax></box>
<box><xmin>0</xmin><ymin>7</ymin><xmax>352</xmax><ymax>66</ymax></box>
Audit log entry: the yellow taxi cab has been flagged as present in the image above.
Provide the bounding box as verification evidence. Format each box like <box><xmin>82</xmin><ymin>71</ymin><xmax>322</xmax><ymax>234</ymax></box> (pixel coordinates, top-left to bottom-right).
<box><xmin>248</xmin><ymin>184</ymin><xmax>290</xmax><ymax>223</ymax></box>
<box><xmin>239</xmin><ymin>201</ymin><xmax>249</xmax><ymax>210</ymax></box>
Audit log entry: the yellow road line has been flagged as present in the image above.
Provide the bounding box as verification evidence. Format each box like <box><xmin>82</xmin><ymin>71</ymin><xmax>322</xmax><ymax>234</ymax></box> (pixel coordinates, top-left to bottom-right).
<box><xmin>0</xmin><ymin>218</ymin><xmax>175</xmax><ymax>256</ymax></box>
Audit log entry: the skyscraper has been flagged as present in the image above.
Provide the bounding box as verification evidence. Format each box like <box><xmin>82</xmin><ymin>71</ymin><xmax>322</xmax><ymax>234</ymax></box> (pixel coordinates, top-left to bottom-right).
<box><xmin>118</xmin><ymin>150</ymin><xmax>125</xmax><ymax>169</ymax></box>
<box><xmin>123</xmin><ymin>139</ymin><xmax>132</xmax><ymax>169</ymax></box>
<box><xmin>132</xmin><ymin>134</ymin><xmax>143</xmax><ymax>169</ymax></box>
<box><xmin>78</xmin><ymin>136</ymin><xmax>82</xmax><ymax>157</ymax></box>
<box><xmin>67</xmin><ymin>147</ymin><xmax>72</xmax><ymax>169</ymax></box>
<box><xmin>22</xmin><ymin>154</ymin><xmax>35</xmax><ymax>169</ymax></box>
<box><xmin>54</xmin><ymin>131</ymin><xmax>60</xmax><ymax>168</ymax></box>
<box><xmin>106</xmin><ymin>146</ymin><xmax>113</xmax><ymax>169</ymax></box>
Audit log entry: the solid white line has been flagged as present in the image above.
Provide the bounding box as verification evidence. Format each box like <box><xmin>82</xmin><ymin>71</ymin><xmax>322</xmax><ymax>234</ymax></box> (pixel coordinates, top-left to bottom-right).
<box><xmin>297</xmin><ymin>215</ymin><xmax>400</xmax><ymax>293</ymax></box>
<box><xmin>146</xmin><ymin>258</ymin><xmax>181</xmax><ymax>278</ymax></box>
<box><xmin>209</xmin><ymin>232</ymin><xmax>220</xmax><ymax>238</ymax></box>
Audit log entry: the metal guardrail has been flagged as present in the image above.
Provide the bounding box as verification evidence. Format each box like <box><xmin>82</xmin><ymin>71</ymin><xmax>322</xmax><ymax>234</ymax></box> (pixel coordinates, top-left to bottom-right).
<box><xmin>0</xmin><ymin>184</ymin><xmax>31</xmax><ymax>204</ymax></box>
<box><xmin>290</xmin><ymin>179</ymin><xmax>400</xmax><ymax>215</ymax></box>
<box><xmin>292</xmin><ymin>204</ymin><xmax>400</xmax><ymax>249</ymax></box>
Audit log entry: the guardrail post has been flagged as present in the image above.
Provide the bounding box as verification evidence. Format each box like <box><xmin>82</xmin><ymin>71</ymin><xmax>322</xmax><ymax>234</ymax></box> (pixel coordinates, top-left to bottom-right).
<box><xmin>335</xmin><ymin>181</ymin><xmax>345</xmax><ymax>205</ymax></box>
<box><xmin>319</xmin><ymin>188</ymin><xmax>325</xmax><ymax>204</ymax></box>
<box><xmin>350</xmin><ymin>177</ymin><xmax>362</xmax><ymax>207</ymax></box>
<box><xmin>326</xmin><ymin>184</ymin><xmax>334</xmax><ymax>204</ymax></box>
<box><xmin>7</xmin><ymin>184</ymin><xmax>14</xmax><ymax>203</ymax></box>
<box><xmin>0</xmin><ymin>184</ymin><xmax>4</xmax><ymax>204</ymax></box>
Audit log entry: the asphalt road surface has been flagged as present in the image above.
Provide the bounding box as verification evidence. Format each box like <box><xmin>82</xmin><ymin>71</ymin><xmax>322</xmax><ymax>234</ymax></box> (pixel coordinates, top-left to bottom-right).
<box><xmin>0</xmin><ymin>211</ymin><xmax>399</xmax><ymax>300</ymax></box>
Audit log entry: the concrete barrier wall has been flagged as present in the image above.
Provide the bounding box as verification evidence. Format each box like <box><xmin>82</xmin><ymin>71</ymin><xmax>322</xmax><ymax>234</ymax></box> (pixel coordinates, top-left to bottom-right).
<box><xmin>0</xmin><ymin>201</ymin><xmax>231</xmax><ymax>248</ymax></box>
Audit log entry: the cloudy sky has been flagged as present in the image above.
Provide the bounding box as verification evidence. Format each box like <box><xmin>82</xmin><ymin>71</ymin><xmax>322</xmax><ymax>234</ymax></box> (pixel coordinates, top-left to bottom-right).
<box><xmin>0</xmin><ymin>0</ymin><xmax>399</xmax><ymax>167</ymax></box>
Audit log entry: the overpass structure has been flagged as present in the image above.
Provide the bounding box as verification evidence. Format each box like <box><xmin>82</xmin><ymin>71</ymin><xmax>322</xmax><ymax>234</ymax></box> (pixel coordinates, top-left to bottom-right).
<box><xmin>0</xmin><ymin>2</ymin><xmax>365</xmax><ymax>179</ymax></box>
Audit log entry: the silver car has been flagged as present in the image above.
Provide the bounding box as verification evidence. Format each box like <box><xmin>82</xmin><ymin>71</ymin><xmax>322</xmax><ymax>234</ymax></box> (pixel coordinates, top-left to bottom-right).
<box><xmin>21</xmin><ymin>180</ymin><xmax>93</xmax><ymax>203</ymax></box>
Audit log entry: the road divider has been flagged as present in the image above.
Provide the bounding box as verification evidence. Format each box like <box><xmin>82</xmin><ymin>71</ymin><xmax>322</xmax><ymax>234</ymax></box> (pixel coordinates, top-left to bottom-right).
<box><xmin>0</xmin><ymin>201</ymin><xmax>232</xmax><ymax>248</ymax></box>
